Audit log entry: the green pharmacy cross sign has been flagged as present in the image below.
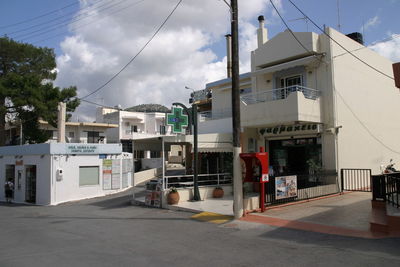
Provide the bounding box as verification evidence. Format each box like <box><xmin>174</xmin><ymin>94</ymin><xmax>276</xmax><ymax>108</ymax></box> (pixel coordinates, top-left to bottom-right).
<box><xmin>167</xmin><ymin>107</ymin><xmax>189</xmax><ymax>133</ymax></box>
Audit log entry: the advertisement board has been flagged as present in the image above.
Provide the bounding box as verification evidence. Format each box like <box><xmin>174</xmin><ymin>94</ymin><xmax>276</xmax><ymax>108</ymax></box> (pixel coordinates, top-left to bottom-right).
<box><xmin>275</xmin><ymin>175</ymin><xmax>297</xmax><ymax>200</ymax></box>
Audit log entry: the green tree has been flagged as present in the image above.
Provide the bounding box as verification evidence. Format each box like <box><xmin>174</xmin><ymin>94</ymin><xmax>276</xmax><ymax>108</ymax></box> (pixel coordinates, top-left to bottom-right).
<box><xmin>0</xmin><ymin>37</ymin><xmax>79</xmax><ymax>145</ymax></box>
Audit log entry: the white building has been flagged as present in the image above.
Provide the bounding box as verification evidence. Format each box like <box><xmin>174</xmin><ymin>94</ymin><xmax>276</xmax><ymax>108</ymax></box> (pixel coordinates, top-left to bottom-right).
<box><xmin>5</xmin><ymin>120</ymin><xmax>118</xmax><ymax>145</ymax></box>
<box><xmin>196</xmin><ymin>17</ymin><xmax>400</xmax><ymax>181</ymax></box>
<box><xmin>96</xmin><ymin>107</ymin><xmax>175</xmax><ymax>158</ymax></box>
<box><xmin>0</xmin><ymin>143</ymin><xmax>132</xmax><ymax>205</ymax></box>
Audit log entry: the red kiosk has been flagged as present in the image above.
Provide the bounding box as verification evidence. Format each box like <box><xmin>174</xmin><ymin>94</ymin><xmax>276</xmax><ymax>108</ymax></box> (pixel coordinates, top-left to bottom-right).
<box><xmin>240</xmin><ymin>149</ymin><xmax>269</xmax><ymax>212</ymax></box>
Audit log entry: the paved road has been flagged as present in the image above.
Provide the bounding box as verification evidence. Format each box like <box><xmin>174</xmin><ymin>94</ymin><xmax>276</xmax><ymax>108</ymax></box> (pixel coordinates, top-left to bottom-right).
<box><xmin>1</xmin><ymin>190</ymin><xmax>400</xmax><ymax>267</ymax></box>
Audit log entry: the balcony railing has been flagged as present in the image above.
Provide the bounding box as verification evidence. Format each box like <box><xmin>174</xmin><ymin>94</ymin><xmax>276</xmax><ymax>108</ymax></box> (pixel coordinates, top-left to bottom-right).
<box><xmin>199</xmin><ymin>108</ymin><xmax>232</xmax><ymax>121</ymax></box>
<box><xmin>241</xmin><ymin>86</ymin><xmax>320</xmax><ymax>105</ymax></box>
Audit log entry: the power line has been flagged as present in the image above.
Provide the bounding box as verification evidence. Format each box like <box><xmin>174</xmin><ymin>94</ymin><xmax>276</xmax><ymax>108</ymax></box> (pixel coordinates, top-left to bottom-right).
<box><xmin>334</xmin><ymin>90</ymin><xmax>400</xmax><ymax>155</ymax></box>
<box><xmin>0</xmin><ymin>0</ymin><xmax>79</xmax><ymax>29</ymax></box>
<box><xmin>333</xmin><ymin>34</ymin><xmax>400</xmax><ymax>59</ymax></box>
<box><xmin>5</xmin><ymin>0</ymin><xmax>109</xmax><ymax>36</ymax></box>
<box><xmin>79</xmin><ymin>0</ymin><xmax>183</xmax><ymax>100</ymax></box>
<box><xmin>31</xmin><ymin>0</ymin><xmax>147</xmax><ymax>45</ymax></box>
<box><xmin>272</xmin><ymin>0</ymin><xmax>400</xmax><ymax>154</ymax></box>
<box><xmin>269</xmin><ymin>0</ymin><xmax>314</xmax><ymax>55</ymax></box>
<box><xmin>12</xmin><ymin>0</ymin><xmax>133</xmax><ymax>41</ymax></box>
<box><xmin>287</xmin><ymin>0</ymin><xmax>394</xmax><ymax>80</ymax></box>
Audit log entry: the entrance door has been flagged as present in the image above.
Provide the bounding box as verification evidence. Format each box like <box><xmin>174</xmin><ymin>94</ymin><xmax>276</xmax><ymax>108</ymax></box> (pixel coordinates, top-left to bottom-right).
<box><xmin>5</xmin><ymin>165</ymin><xmax>15</xmax><ymax>200</ymax></box>
<box><xmin>25</xmin><ymin>165</ymin><xmax>36</xmax><ymax>204</ymax></box>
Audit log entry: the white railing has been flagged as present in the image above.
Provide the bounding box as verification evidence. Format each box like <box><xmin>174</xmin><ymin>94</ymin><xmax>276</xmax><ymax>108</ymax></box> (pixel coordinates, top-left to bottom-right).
<box><xmin>163</xmin><ymin>173</ymin><xmax>232</xmax><ymax>190</ymax></box>
<box><xmin>241</xmin><ymin>86</ymin><xmax>320</xmax><ymax>105</ymax></box>
<box><xmin>199</xmin><ymin>108</ymin><xmax>232</xmax><ymax>121</ymax></box>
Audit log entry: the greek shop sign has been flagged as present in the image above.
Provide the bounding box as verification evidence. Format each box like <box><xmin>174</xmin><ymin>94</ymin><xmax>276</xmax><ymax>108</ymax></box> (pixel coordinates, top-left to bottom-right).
<box><xmin>66</xmin><ymin>145</ymin><xmax>99</xmax><ymax>154</ymax></box>
<box><xmin>259</xmin><ymin>124</ymin><xmax>321</xmax><ymax>136</ymax></box>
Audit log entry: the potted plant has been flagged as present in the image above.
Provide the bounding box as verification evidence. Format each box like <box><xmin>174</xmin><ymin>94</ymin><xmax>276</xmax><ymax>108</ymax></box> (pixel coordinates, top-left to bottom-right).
<box><xmin>167</xmin><ymin>187</ymin><xmax>180</xmax><ymax>205</ymax></box>
<box><xmin>212</xmin><ymin>186</ymin><xmax>224</xmax><ymax>198</ymax></box>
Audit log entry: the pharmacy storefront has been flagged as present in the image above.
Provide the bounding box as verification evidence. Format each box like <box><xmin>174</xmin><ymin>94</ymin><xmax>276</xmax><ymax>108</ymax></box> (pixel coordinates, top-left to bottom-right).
<box><xmin>0</xmin><ymin>143</ymin><xmax>133</xmax><ymax>205</ymax></box>
<box><xmin>257</xmin><ymin>123</ymin><xmax>338</xmax><ymax>205</ymax></box>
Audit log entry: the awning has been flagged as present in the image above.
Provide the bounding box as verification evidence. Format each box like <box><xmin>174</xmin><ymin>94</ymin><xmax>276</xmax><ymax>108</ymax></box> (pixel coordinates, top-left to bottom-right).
<box><xmin>186</xmin><ymin>133</ymin><xmax>233</xmax><ymax>153</ymax></box>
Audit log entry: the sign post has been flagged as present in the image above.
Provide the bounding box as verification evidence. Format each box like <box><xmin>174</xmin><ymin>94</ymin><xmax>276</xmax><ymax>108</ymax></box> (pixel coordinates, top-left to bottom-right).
<box><xmin>167</xmin><ymin>104</ymin><xmax>201</xmax><ymax>201</ymax></box>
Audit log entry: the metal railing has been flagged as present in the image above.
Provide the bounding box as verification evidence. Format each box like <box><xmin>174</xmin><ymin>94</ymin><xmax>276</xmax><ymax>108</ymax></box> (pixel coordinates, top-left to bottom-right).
<box><xmin>263</xmin><ymin>173</ymin><xmax>338</xmax><ymax>206</ymax></box>
<box><xmin>241</xmin><ymin>85</ymin><xmax>320</xmax><ymax>105</ymax></box>
<box><xmin>163</xmin><ymin>173</ymin><xmax>232</xmax><ymax>189</ymax></box>
<box><xmin>341</xmin><ymin>169</ymin><xmax>372</xmax><ymax>192</ymax></box>
<box><xmin>199</xmin><ymin>108</ymin><xmax>232</xmax><ymax>121</ymax></box>
<box><xmin>372</xmin><ymin>173</ymin><xmax>400</xmax><ymax>208</ymax></box>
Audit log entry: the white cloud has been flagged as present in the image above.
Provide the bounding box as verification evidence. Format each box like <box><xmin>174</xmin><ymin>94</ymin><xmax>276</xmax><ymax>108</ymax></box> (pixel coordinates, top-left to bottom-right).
<box><xmin>369</xmin><ymin>34</ymin><xmax>400</xmax><ymax>62</ymax></box>
<box><xmin>55</xmin><ymin>0</ymin><xmax>281</xmax><ymax>121</ymax></box>
<box><xmin>362</xmin><ymin>15</ymin><xmax>380</xmax><ymax>32</ymax></box>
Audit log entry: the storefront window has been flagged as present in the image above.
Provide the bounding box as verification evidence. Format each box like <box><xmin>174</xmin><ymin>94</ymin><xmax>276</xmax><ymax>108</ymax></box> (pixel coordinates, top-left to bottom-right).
<box><xmin>269</xmin><ymin>137</ymin><xmax>321</xmax><ymax>176</ymax></box>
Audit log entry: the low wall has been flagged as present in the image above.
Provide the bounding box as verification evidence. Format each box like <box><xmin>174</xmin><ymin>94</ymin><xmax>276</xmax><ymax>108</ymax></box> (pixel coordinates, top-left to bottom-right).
<box><xmin>167</xmin><ymin>184</ymin><xmax>233</xmax><ymax>203</ymax></box>
<box><xmin>134</xmin><ymin>168</ymin><xmax>162</xmax><ymax>186</ymax></box>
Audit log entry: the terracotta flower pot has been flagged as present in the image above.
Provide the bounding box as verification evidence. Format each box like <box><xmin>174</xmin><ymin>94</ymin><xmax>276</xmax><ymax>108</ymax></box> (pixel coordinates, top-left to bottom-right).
<box><xmin>167</xmin><ymin>192</ymin><xmax>180</xmax><ymax>205</ymax></box>
<box><xmin>213</xmin><ymin>188</ymin><xmax>224</xmax><ymax>198</ymax></box>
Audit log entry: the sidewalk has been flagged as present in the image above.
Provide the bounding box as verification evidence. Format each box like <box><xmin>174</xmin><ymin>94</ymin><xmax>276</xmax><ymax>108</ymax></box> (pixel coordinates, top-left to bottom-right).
<box><xmin>240</xmin><ymin>192</ymin><xmax>400</xmax><ymax>239</ymax></box>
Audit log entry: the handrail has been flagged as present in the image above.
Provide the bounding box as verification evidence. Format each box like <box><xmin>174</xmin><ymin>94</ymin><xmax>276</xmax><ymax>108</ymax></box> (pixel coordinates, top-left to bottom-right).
<box><xmin>241</xmin><ymin>85</ymin><xmax>320</xmax><ymax>105</ymax></box>
<box><xmin>164</xmin><ymin>173</ymin><xmax>232</xmax><ymax>189</ymax></box>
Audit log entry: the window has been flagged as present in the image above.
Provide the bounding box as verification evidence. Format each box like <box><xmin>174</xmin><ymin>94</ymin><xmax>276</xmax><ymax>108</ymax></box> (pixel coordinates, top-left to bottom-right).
<box><xmin>131</xmin><ymin>125</ymin><xmax>138</xmax><ymax>133</ymax></box>
<box><xmin>87</xmin><ymin>131</ymin><xmax>100</xmax><ymax>143</ymax></box>
<box><xmin>79</xmin><ymin>166</ymin><xmax>99</xmax><ymax>186</ymax></box>
<box><xmin>280</xmin><ymin>75</ymin><xmax>302</xmax><ymax>90</ymax></box>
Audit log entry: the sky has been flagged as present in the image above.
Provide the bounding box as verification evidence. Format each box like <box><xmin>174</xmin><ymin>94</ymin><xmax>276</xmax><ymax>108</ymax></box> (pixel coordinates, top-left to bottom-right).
<box><xmin>1</xmin><ymin>0</ymin><xmax>399</xmax><ymax>122</ymax></box>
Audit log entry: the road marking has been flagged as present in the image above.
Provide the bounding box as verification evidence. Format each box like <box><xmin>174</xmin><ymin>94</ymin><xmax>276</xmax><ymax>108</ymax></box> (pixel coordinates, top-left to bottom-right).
<box><xmin>191</xmin><ymin>212</ymin><xmax>233</xmax><ymax>224</ymax></box>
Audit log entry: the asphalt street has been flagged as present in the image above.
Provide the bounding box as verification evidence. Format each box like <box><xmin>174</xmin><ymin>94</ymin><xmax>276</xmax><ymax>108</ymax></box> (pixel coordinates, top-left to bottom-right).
<box><xmin>1</xmin><ymin>190</ymin><xmax>400</xmax><ymax>267</ymax></box>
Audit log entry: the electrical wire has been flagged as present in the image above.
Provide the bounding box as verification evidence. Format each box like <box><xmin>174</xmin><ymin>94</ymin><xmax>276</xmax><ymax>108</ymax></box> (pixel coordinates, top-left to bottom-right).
<box><xmin>31</xmin><ymin>0</ymin><xmax>147</xmax><ymax>45</ymax></box>
<box><xmin>269</xmin><ymin>0</ymin><xmax>314</xmax><ymax>55</ymax></box>
<box><xmin>334</xmin><ymin>34</ymin><xmax>400</xmax><ymax>59</ymax></box>
<box><xmin>13</xmin><ymin>0</ymin><xmax>134</xmax><ymax>41</ymax></box>
<box><xmin>5</xmin><ymin>0</ymin><xmax>109</xmax><ymax>36</ymax></box>
<box><xmin>0</xmin><ymin>0</ymin><xmax>79</xmax><ymax>29</ymax></box>
<box><xmin>287</xmin><ymin>0</ymin><xmax>394</xmax><ymax>80</ymax></box>
<box><xmin>79</xmin><ymin>0</ymin><xmax>183</xmax><ymax>100</ymax></box>
<box><xmin>272</xmin><ymin>0</ymin><xmax>400</xmax><ymax>155</ymax></box>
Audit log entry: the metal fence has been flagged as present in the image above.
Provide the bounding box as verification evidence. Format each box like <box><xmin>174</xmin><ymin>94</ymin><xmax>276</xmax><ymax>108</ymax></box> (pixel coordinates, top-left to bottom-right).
<box><xmin>372</xmin><ymin>173</ymin><xmax>400</xmax><ymax>208</ymax></box>
<box><xmin>341</xmin><ymin>169</ymin><xmax>372</xmax><ymax>192</ymax></box>
<box><xmin>241</xmin><ymin>85</ymin><xmax>320</xmax><ymax>105</ymax></box>
<box><xmin>164</xmin><ymin>173</ymin><xmax>232</xmax><ymax>189</ymax></box>
<box><xmin>264</xmin><ymin>173</ymin><xmax>339</xmax><ymax>206</ymax></box>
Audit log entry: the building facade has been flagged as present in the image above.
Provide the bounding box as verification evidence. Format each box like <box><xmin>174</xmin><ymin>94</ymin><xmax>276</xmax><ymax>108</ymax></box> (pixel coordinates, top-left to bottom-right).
<box><xmin>196</xmin><ymin>20</ymin><xmax>400</xmax><ymax>181</ymax></box>
<box><xmin>0</xmin><ymin>143</ymin><xmax>132</xmax><ymax>205</ymax></box>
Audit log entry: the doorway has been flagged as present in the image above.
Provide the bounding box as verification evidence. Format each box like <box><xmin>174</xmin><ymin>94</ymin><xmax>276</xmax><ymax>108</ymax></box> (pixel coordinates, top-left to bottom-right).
<box><xmin>25</xmin><ymin>165</ymin><xmax>36</xmax><ymax>204</ymax></box>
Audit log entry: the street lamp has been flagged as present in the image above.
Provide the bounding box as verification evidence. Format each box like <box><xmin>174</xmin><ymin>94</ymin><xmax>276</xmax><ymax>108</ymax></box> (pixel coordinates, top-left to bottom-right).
<box><xmin>171</xmin><ymin>99</ymin><xmax>201</xmax><ymax>202</ymax></box>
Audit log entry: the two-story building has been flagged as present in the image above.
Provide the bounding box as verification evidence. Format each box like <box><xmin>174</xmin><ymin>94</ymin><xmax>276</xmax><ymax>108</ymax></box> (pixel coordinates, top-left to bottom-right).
<box><xmin>194</xmin><ymin>16</ymin><xmax>400</xmax><ymax>203</ymax></box>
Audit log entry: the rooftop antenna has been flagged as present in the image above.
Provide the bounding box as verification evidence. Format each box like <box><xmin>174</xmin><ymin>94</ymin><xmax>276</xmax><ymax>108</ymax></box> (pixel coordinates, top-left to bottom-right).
<box><xmin>289</xmin><ymin>16</ymin><xmax>309</xmax><ymax>31</ymax></box>
<box><xmin>337</xmin><ymin>0</ymin><xmax>341</xmax><ymax>32</ymax></box>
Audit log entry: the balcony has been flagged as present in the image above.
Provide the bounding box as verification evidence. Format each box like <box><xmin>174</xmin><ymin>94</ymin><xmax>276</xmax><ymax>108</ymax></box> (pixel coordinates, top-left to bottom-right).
<box><xmin>240</xmin><ymin>86</ymin><xmax>322</xmax><ymax>127</ymax></box>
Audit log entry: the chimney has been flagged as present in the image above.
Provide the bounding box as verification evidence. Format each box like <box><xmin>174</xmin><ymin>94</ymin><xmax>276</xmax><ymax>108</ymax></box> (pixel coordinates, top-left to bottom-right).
<box><xmin>257</xmin><ymin>15</ymin><xmax>268</xmax><ymax>48</ymax></box>
<box><xmin>394</xmin><ymin>62</ymin><xmax>400</xmax><ymax>89</ymax></box>
<box><xmin>225</xmin><ymin>34</ymin><xmax>232</xmax><ymax>78</ymax></box>
<box><xmin>57</xmin><ymin>102</ymin><xmax>66</xmax><ymax>143</ymax></box>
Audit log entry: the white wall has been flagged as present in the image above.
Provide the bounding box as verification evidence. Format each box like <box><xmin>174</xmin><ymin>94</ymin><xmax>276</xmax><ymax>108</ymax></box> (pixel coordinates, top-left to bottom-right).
<box><xmin>51</xmin><ymin>153</ymin><xmax>133</xmax><ymax>205</ymax></box>
<box><xmin>0</xmin><ymin>155</ymin><xmax>51</xmax><ymax>205</ymax></box>
<box><xmin>327</xmin><ymin>28</ymin><xmax>400</xmax><ymax>174</ymax></box>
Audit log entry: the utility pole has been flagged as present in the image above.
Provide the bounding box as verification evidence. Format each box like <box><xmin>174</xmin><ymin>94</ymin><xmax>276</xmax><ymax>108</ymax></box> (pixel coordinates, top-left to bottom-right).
<box><xmin>231</xmin><ymin>0</ymin><xmax>243</xmax><ymax>219</ymax></box>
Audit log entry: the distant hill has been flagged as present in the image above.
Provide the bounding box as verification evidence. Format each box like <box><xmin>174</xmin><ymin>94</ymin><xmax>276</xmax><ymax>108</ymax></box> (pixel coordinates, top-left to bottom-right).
<box><xmin>125</xmin><ymin>104</ymin><xmax>170</xmax><ymax>113</ymax></box>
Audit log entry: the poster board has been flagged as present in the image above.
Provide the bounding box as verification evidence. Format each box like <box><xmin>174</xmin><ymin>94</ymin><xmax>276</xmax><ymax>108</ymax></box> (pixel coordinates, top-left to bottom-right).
<box><xmin>275</xmin><ymin>175</ymin><xmax>297</xmax><ymax>200</ymax></box>
<box><xmin>102</xmin><ymin>159</ymin><xmax>112</xmax><ymax>190</ymax></box>
<box><xmin>111</xmin><ymin>159</ymin><xmax>121</xmax><ymax>189</ymax></box>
